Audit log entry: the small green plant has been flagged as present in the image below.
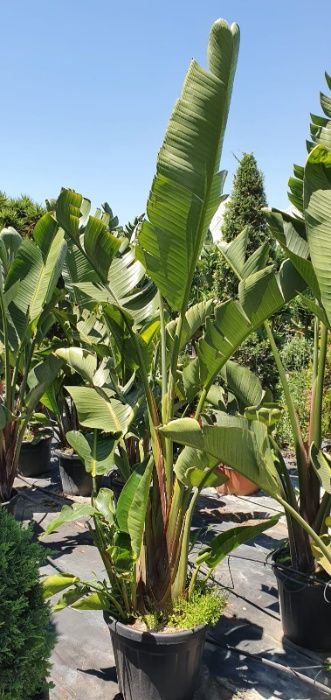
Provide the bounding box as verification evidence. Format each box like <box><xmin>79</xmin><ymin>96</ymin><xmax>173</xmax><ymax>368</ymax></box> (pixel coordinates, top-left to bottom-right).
<box><xmin>141</xmin><ymin>588</ymin><xmax>225</xmax><ymax>632</ymax></box>
<box><xmin>0</xmin><ymin>508</ymin><xmax>55</xmax><ymax>699</ymax></box>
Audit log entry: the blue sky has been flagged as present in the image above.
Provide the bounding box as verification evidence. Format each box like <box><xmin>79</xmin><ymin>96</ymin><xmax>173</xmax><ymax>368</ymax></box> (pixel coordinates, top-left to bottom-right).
<box><xmin>1</xmin><ymin>1</ymin><xmax>330</xmax><ymax>223</ymax></box>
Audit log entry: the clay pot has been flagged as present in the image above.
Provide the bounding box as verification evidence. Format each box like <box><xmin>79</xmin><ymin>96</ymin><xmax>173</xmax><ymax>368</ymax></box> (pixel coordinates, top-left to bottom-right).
<box><xmin>216</xmin><ymin>465</ymin><xmax>258</xmax><ymax>496</ymax></box>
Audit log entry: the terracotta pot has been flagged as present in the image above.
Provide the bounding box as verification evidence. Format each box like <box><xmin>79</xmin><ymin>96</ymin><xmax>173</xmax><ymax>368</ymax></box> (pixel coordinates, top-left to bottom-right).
<box><xmin>216</xmin><ymin>465</ymin><xmax>258</xmax><ymax>496</ymax></box>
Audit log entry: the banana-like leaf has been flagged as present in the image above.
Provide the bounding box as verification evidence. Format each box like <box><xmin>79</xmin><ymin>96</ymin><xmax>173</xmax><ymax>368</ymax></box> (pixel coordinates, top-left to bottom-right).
<box><xmin>55</xmin><ymin>347</ymin><xmax>97</xmax><ymax>383</ymax></box>
<box><xmin>56</xmin><ymin>189</ymin><xmax>158</xmax><ymax>327</ymax></box>
<box><xmin>66</xmin><ymin>385</ymin><xmax>133</xmax><ymax>435</ymax></box>
<box><xmin>84</xmin><ymin>215</ymin><xmax>122</xmax><ymax>283</ymax></box>
<box><xmin>26</xmin><ymin>355</ymin><xmax>64</xmax><ymax>409</ymax></box>
<box><xmin>136</xmin><ymin>20</ymin><xmax>239</xmax><ymax>310</ymax></box>
<box><xmin>66</xmin><ymin>430</ymin><xmax>117</xmax><ymax>476</ymax></box>
<box><xmin>218</xmin><ymin>227</ymin><xmax>249</xmax><ymax>278</ymax></box>
<box><xmin>197</xmin><ymin>259</ymin><xmax>305</xmax><ymax>388</ymax></box>
<box><xmin>174</xmin><ymin>445</ymin><xmax>223</xmax><ymax>487</ymax></box>
<box><xmin>241</xmin><ymin>242</ymin><xmax>269</xmax><ymax>279</ymax></box>
<box><xmin>42</xmin><ymin>573</ymin><xmax>80</xmax><ymax>598</ymax></box>
<box><xmin>42</xmin><ymin>503</ymin><xmax>96</xmax><ymax>537</ymax></box>
<box><xmin>4</xmin><ymin>228</ymin><xmax>67</xmax><ymax>339</ymax></box>
<box><xmin>221</xmin><ymin>360</ymin><xmax>263</xmax><ymax>409</ymax></box>
<box><xmin>166</xmin><ymin>299</ymin><xmax>214</xmax><ymax>354</ymax></box>
<box><xmin>53</xmin><ymin>585</ymin><xmax>89</xmax><ymax>612</ymax></box>
<box><xmin>196</xmin><ymin>513</ymin><xmax>281</xmax><ymax>570</ymax></box>
<box><xmin>71</xmin><ymin>592</ymin><xmax>105</xmax><ymax>610</ymax></box>
<box><xmin>161</xmin><ymin>417</ymin><xmax>281</xmax><ymax>495</ymax></box>
<box><xmin>127</xmin><ymin>462</ymin><xmax>154</xmax><ymax>558</ymax></box>
<box><xmin>94</xmin><ymin>488</ymin><xmax>116</xmax><ymax>523</ymax></box>
<box><xmin>310</xmin><ymin>443</ymin><xmax>331</xmax><ymax>494</ymax></box>
<box><xmin>116</xmin><ymin>461</ymin><xmax>147</xmax><ymax>532</ymax></box>
<box><xmin>33</xmin><ymin>212</ymin><xmax>59</xmax><ymax>258</ymax></box>
<box><xmin>304</xmin><ymin>144</ymin><xmax>331</xmax><ymax>324</ymax></box>
<box><xmin>264</xmin><ymin>207</ymin><xmax>319</xmax><ymax>297</ymax></box>
<box><xmin>0</xmin><ymin>227</ymin><xmax>22</xmax><ymax>274</ymax></box>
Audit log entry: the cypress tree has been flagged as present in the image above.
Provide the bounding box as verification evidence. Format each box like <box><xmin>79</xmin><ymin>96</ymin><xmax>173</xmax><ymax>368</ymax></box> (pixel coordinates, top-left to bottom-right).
<box><xmin>214</xmin><ymin>152</ymin><xmax>269</xmax><ymax>298</ymax></box>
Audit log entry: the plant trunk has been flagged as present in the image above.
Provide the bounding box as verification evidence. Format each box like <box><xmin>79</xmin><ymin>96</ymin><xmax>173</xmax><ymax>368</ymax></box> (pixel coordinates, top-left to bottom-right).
<box><xmin>0</xmin><ymin>422</ymin><xmax>20</xmax><ymax>502</ymax></box>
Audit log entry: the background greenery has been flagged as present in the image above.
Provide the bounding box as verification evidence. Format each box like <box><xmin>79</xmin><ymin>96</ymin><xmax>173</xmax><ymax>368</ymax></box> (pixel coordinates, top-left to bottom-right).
<box><xmin>0</xmin><ymin>508</ymin><xmax>55</xmax><ymax>699</ymax></box>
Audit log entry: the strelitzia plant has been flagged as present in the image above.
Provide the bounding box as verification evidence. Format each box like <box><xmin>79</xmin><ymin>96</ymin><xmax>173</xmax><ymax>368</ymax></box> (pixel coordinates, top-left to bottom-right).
<box><xmin>0</xmin><ymin>220</ymin><xmax>66</xmax><ymax>501</ymax></box>
<box><xmin>43</xmin><ymin>19</ymin><xmax>302</xmax><ymax>622</ymax></box>
<box><xmin>163</xmin><ymin>74</ymin><xmax>331</xmax><ymax>578</ymax></box>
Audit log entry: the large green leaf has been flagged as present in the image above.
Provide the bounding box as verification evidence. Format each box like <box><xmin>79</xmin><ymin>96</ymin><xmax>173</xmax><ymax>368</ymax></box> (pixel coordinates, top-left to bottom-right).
<box><xmin>4</xmin><ymin>228</ymin><xmax>67</xmax><ymax>335</ymax></box>
<box><xmin>84</xmin><ymin>215</ymin><xmax>122</xmax><ymax>283</ymax></box>
<box><xmin>42</xmin><ymin>573</ymin><xmax>80</xmax><ymax>599</ymax></box>
<box><xmin>136</xmin><ymin>20</ymin><xmax>239</xmax><ymax>310</ymax></box>
<box><xmin>26</xmin><ymin>355</ymin><xmax>64</xmax><ymax>409</ymax></box>
<box><xmin>196</xmin><ymin>513</ymin><xmax>281</xmax><ymax>570</ymax></box>
<box><xmin>127</xmin><ymin>456</ymin><xmax>154</xmax><ymax>558</ymax></box>
<box><xmin>220</xmin><ymin>360</ymin><xmax>263</xmax><ymax>409</ymax></box>
<box><xmin>55</xmin><ymin>347</ymin><xmax>97</xmax><ymax>384</ymax></box>
<box><xmin>0</xmin><ymin>227</ymin><xmax>22</xmax><ymax>275</ymax></box>
<box><xmin>197</xmin><ymin>260</ymin><xmax>306</xmax><ymax>387</ymax></box>
<box><xmin>264</xmin><ymin>207</ymin><xmax>319</xmax><ymax>297</ymax></box>
<box><xmin>166</xmin><ymin>299</ymin><xmax>214</xmax><ymax>354</ymax></box>
<box><xmin>116</xmin><ymin>461</ymin><xmax>148</xmax><ymax>532</ymax></box>
<box><xmin>161</xmin><ymin>417</ymin><xmax>281</xmax><ymax>495</ymax></box>
<box><xmin>66</xmin><ymin>430</ymin><xmax>116</xmax><ymax>476</ymax></box>
<box><xmin>42</xmin><ymin>502</ymin><xmax>96</xmax><ymax>537</ymax></box>
<box><xmin>66</xmin><ymin>385</ymin><xmax>133</xmax><ymax>435</ymax></box>
<box><xmin>174</xmin><ymin>445</ymin><xmax>224</xmax><ymax>487</ymax></box>
<box><xmin>304</xmin><ymin>144</ymin><xmax>331</xmax><ymax>323</ymax></box>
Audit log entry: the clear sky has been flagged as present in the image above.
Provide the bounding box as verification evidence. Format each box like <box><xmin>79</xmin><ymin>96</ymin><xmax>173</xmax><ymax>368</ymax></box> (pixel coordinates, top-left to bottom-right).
<box><xmin>1</xmin><ymin>1</ymin><xmax>330</xmax><ymax>223</ymax></box>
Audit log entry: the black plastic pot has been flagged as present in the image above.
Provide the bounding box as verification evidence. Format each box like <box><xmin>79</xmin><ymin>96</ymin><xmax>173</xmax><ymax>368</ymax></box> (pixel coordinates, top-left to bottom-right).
<box><xmin>19</xmin><ymin>436</ymin><xmax>52</xmax><ymax>477</ymax></box>
<box><xmin>55</xmin><ymin>449</ymin><xmax>94</xmax><ymax>497</ymax></box>
<box><xmin>273</xmin><ymin>561</ymin><xmax>331</xmax><ymax>651</ymax></box>
<box><xmin>104</xmin><ymin>613</ymin><xmax>206</xmax><ymax>700</ymax></box>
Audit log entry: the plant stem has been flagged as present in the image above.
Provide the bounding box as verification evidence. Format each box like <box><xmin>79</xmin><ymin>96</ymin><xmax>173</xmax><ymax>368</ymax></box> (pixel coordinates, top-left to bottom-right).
<box><xmin>275</xmin><ymin>494</ymin><xmax>331</xmax><ymax>567</ymax></box>
<box><xmin>159</xmin><ymin>292</ymin><xmax>167</xmax><ymax>416</ymax></box>
<box><xmin>310</xmin><ymin>321</ymin><xmax>328</xmax><ymax>449</ymax></box>
<box><xmin>264</xmin><ymin>321</ymin><xmax>308</xmax><ymax>488</ymax></box>
<box><xmin>0</xmin><ymin>287</ymin><xmax>11</xmax><ymax>410</ymax></box>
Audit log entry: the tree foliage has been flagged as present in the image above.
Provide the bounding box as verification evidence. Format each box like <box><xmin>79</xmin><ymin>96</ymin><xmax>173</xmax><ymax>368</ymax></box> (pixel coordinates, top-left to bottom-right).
<box><xmin>0</xmin><ymin>191</ymin><xmax>45</xmax><ymax>237</ymax></box>
<box><xmin>0</xmin><ymin>508</ymin><xmax>55</xmax><ymax>698</ymax></box>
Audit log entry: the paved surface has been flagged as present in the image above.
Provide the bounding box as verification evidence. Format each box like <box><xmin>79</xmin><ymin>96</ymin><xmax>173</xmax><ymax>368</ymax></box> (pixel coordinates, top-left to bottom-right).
<box><xmin>13</xmin><ymin>460</ymin><xmax>331</xmax><ymax>700</ymax></box>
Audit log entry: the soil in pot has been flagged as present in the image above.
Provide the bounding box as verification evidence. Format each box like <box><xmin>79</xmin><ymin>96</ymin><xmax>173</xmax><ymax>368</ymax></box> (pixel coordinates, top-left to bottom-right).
<box><xmin>19</xmin><ymin>435</ymin><xmax>52</xmax><ymax>478</ymax></box>
<box><xmin>55</xmin><ymin>448</ymin><xmax>97</xmax><ymax>497</ymax></box>
<box><xmin>273</xmin><ymin>558</ymin><xmax>331</xmax><ymax>651</ymax></box>
<box><xmin>104</xmin><ymin>613</ymin><xmax>206</xmax><ymax>700</ymax></box>
<box><xmin>216</xmin><ymin>465</ymin><xmax>259</xmax><ymax>496</ymax></box>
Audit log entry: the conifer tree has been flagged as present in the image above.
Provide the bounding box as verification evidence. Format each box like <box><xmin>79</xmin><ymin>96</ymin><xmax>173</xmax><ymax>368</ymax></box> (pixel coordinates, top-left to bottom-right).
<box><xmin>214</xmin><ymin>152</ymin><xmax>269</xmax><ymax>298</ymax></box>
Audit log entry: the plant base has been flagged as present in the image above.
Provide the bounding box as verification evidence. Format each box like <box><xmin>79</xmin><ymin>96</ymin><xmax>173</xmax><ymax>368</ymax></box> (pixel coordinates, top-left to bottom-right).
<box><xmin>273</xmin><ymin>561</ymin><xmax>331</xmax><ymax>651</ymax></box>
<box><xmin>104</xmin><ymin>613</ymin><xmax>206</xmax><ymax>700</ymax></box>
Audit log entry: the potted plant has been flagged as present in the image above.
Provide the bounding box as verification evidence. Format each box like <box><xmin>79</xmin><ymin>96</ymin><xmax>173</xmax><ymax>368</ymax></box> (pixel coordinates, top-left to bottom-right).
<box><xmin>19</xmin><ymin>413</ymin><xmax>53</xmax><ymax>478</ymax></box>
<box><xmin>39</xmin><ymin>18</ymin><xmax>303</xmax><ymax>699</ymax></box>
<box><xmin>162</xmin><ymin>74</ymin><xmax>331</xmax><ymax>652</ymax></box>
<box><xmin>0</xmin><ymin>221</ymin><xmax>65</xmax><ymax>504</ymax></box>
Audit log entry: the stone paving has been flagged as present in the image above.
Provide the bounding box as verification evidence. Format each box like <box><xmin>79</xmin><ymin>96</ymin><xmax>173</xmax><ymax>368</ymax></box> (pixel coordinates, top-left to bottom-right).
<box><xmin>12</xmin><ymin>461</ymin><xmax>331</xmax><ymax>700</ymax></box>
